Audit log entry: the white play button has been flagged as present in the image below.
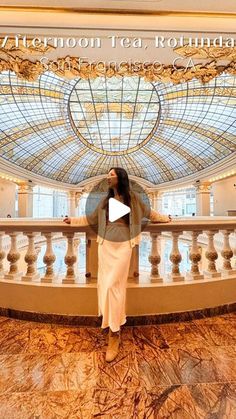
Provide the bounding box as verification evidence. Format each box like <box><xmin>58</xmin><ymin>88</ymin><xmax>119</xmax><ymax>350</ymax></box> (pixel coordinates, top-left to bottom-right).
<box><xmin>108</xmin><ymin>198</ymin><xmax>131</xmax><ymax>222</ymax></box>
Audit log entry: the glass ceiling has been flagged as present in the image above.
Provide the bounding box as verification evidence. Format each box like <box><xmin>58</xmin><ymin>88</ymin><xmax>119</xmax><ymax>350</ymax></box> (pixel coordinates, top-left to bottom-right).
<box><xmin>0</xmin><ymin>71</ymin><xmax>235</xmax><ymax>185</ymax></box>
<box><xmin>69</xmin><ymin>77</ymin><xmax>160</xmax><ymax>154</ymax></box>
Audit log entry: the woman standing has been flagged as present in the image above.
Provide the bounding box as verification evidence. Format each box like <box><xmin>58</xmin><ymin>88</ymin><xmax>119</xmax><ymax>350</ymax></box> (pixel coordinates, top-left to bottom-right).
<box><xmin>64</xmin><ymin>167</ymin><xmax>171</xmax><ymax>362</ymax></box>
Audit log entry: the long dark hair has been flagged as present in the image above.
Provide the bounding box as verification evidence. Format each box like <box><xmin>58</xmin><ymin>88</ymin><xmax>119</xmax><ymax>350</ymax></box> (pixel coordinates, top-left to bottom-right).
<box><xmin>102</xmin><ymin>167</ymin><xmax>131</xmax><ymax>225</ymax></box>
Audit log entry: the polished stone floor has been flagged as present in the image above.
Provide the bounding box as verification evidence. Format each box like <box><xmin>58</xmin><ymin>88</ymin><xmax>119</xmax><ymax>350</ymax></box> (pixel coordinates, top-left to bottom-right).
<box><xmin>0</xmin><ymin>313</ymin><xmax>235</xmax><ymax>418</ymax></box>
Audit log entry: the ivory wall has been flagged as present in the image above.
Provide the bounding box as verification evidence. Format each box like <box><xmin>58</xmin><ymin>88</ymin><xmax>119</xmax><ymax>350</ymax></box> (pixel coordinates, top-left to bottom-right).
<box><xmin>0</xmin><ymin>179</ymin><xmax>16</xmax><ymax>218</ymax></box>
<box><xmin>212</xmin><ymin>175</ymin><xmax>236</xmax><ymax>216</ymax></box>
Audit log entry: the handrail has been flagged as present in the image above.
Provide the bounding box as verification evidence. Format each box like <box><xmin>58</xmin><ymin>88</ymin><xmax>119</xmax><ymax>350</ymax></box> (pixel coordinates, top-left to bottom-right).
<box><xmin>0</xmin><ymin>217</ymin><xmax>235</xmax><ymax>232</ymax></box>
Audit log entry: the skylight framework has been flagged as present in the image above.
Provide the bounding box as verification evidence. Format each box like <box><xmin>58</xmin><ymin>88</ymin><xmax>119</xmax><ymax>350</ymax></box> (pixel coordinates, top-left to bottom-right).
<box><xmin>0</xmin><ymin>71</ymin><xmax>235</xmax><ymax>185</ymax></box>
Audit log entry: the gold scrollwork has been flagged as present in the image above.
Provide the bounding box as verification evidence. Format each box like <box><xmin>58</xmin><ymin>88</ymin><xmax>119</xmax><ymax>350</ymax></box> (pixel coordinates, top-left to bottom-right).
<box><xmin>174</xmin><ymin>45</ymin><xmax>236</xmax><ymax>60</ymax></box>
<box><xmin>0</xmin><ymin>54</ymin><xmax>236</xmax><ymax>83</ymax></box>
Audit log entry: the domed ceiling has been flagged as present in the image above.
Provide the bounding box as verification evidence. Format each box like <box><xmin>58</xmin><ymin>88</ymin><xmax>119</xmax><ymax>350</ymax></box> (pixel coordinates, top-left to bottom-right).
<box><xmin>0</xmin><ymin>70</ymin><xmax>235</xmax><ymax>185</ymax></box>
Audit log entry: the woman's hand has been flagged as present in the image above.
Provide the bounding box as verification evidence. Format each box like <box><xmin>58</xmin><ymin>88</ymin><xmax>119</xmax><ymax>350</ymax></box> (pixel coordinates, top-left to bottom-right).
<box><xmin>63</xmin><ymin>216</ymin><xmax>71</xmax><ymax>224</ymax></box>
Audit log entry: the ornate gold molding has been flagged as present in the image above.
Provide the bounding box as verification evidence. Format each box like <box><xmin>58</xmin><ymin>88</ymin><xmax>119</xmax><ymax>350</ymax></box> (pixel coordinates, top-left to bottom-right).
<box><xmin>174</xmin><ymin>45</ymin><xmax>236</xmax><ymax>60</ymax></box>
<box><xmin>0</xmin><ymin>38</ymin><xmax>55</xmax><ymax>56</ymax></box>
<box><xmin>0</xmin><ymin>6</ymin><xmax>236</xmax><ymax>18</ymax></box>
<box><xmin>0</xmin><ymin>39</ymin><xmax>236</xmax><ymax>83</ymax></box>
<box><xmin>0</xmin><ymin>54</ymin><xmax>236</xmax><ymax>84</ymax></box>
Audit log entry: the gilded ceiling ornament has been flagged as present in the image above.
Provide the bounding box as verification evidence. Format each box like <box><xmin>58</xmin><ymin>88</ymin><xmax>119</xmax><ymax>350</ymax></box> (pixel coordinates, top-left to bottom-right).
<box><xmin>0</xmin><ymin>38</ymin><xmax>55</xmax><ymax>56</ymax></box>
<box><xmin>174</xmin><ymin>45</ymin><xmax>236</xmax><ymax>60</ymax></box>
<box><xmin>0</xmin><ymin>54</ymin><xmax>236</xmax><ymax>83</ymax></box>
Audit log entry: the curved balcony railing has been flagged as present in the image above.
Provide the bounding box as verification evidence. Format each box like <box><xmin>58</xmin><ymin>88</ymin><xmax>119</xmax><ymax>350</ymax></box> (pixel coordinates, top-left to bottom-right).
<box><xmin>0</xmin><ymin>217</ymin><xmax>235</xmax><ymax>284</ymax></box>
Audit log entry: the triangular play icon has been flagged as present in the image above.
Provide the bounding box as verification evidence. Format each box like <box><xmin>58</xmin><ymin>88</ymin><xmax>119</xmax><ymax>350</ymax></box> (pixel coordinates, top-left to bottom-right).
<box><xmin>108</xmin><ymin>198</ymin><xmax>131</xmax><ymax>222</ymax></box>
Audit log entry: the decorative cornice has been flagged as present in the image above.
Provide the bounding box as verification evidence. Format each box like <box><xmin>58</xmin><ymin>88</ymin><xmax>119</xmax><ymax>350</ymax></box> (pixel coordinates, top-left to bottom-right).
<box><xmin>0</xmin><ymin>6</ymin><xmax>236</xmax><ymax>18</ymax></box>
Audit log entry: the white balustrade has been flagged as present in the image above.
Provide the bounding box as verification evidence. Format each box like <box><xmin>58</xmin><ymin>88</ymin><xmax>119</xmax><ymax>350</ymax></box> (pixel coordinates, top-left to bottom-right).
<box><xmin>0</xmin><ymin>219</ymin><xmax>235</xmax><ymax>285</ymax></box>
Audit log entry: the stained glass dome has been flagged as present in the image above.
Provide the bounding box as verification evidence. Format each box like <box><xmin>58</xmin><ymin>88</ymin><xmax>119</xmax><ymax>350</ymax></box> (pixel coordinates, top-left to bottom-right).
<box><xmin>69</xmin><ymin>77</ymin><xmax>160</xmax><ymax>154</ymax></box>
<box><xmin>0</xmin><ymin>71</ymin><xmax>235</xmax><ymax>185</ymax></box>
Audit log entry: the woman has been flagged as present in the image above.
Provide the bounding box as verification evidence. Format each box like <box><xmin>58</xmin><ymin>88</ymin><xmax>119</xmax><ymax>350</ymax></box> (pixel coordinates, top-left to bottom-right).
<box><xmin>64</xmin><ymin>167</ymin><xmax>171</xmax><ymax>362</ymax></box>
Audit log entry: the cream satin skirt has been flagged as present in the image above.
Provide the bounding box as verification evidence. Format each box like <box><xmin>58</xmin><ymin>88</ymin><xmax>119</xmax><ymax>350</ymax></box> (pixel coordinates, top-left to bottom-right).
<box><xmin>97</xmin><ymin>222</ymin><xmax>132</xmax><ymax>332</ymax></box>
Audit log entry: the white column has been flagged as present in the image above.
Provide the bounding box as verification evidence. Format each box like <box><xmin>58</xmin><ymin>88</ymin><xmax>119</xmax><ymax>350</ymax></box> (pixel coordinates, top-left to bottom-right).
<box><xmin>154</xmin><ymin>191</ymin><xmax>163</xmax><ymax>212</ymax></box>
<box><xmin>18</xmin><ymin>183</ymin><xmax>34</xmax><ymax>217</ymax></box>
<box><xmin>75</xmin><ymin>192</ymin><xmax>83</xmax><ymax>215</ymax></box>
<box><xmin>68</xmin><ymin>191</ymin><xmax>76</xmax><ymax>217</ymax></box>
<box><xmin>194</xmin><ymin>181</ymin><xmax>211</xmax><ymax>216</ymax></box>
<box><xmin>146</xmin><ymin>189</ymin><xmax>163</xmax><ymax>212</ymax></box>
<box><xmin>146</xmin><ymin>190</ymin><xmax>154</xmax><ymax>209</ymax></box>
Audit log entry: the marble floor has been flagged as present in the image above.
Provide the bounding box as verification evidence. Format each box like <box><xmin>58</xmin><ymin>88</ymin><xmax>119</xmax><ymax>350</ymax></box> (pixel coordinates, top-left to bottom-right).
<box><xmin>0</xmin><ymin>313</ymin><xmax>235</xmax><ymax>418</ymax></box>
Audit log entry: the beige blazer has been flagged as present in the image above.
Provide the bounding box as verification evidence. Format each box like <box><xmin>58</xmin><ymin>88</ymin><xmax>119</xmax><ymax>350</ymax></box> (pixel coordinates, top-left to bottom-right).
<box><xmin>70</xmin><ymin>190</ymin><xmax>170</xmax><ymax>248</ymax></box>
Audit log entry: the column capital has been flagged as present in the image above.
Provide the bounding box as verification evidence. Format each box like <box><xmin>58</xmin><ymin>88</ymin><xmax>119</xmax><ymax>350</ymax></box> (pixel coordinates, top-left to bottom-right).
<box><xmin>194</xmin><ymin>180</ymin><xmax>211</xmax><ymax>193</ymax></box>
<box><xmin>68</xmin><ymin>189</ymin><xmax>84</xmax><ymax>215</ymax></box>
<box><xmin>145</xmin><ymin>189</ymin><xmax>163</xmax><ymax>212</ymax></box>
<box><xmin>195</xmin><ymin>181</ymin><xmax>211</xmax><ymax>215</ymax></box>
<box><xmin>68</xmin><ymin>190</ymin><xmax>76</xmax><ymax>198</ymax></box>
<box><xmin>18</xmin><ymin>182</ymin><xmax>35</xmax><ymax>194</ymax></box>
<box><xmin>75</xmin><ymin>190</ymin><xmax>84</xmax><ymax>198</ymax></box>
<box><xmin>68</xmin><ymin>189</ymin><xmax>84</xmax><ymax>197</ymax></box>
<box><xmin>75</xmin><ymin>190</ymin><xmax>84</xmax><ymax>207</ymax></box>
<box><xmin>145</xmin><ymin>188</ymin><xmax>163</xmax><ymax>197</ymax></box>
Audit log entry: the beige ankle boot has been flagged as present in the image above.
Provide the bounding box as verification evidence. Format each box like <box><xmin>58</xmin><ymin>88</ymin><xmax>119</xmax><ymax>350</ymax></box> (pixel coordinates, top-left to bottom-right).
<box><xmin>105</xmin><ymin>329</ymin><xmax>120</xmax><ymax>362</ymax></box>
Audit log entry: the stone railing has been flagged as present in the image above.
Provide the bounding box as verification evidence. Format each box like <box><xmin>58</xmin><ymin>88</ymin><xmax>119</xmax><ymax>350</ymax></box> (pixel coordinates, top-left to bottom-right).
<box><xmin>147</xmin><ymin>218</ymin><xmax>236</xmax><ymax>282</ymax></box>
<box><xmin>0</xmin><ymin>217</ymin><xmax>235</xmax><ymax>284</ymax></box>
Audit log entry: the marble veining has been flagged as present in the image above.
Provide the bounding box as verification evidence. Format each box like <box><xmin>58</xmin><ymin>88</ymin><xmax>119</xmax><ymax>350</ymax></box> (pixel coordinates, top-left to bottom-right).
<box><xmin>0</xmin><ymin>313</ymin><xmax>235</xmax><ymax>418</ymax></box>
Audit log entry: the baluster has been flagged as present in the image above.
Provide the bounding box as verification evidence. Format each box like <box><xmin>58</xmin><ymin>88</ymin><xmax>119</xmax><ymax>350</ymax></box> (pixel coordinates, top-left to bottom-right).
<box><xmin>233</xmin><ymin>229</ymin><xmax>236</xmax><ymax>268</ymax></box>
<box><xmin>22</xmin><ymin>232</ymin><xmax>40</xmax><ymax>281</ymax></box>
<box><xmin>0</xmin><ymin>232</ymin><xmax>6</xmax><ymax>278</ymax></box>
<box><xmin>203</xmin><ymin>230</ymin><xmax>221</xmax><ymax>278</ymax></box>
<box><xmin>127</xmin><ymin>244</ymin><xmax>139</xmax><ymax>284</ymax></box>
<box><xmin>85</xmin><ymin>235</ymin><xmax>98</xmax><ymax>283</ymax></box>
<box><xmin>74</xmin><ymin>237</ymin><xmax>81</xmax><ymax>277</ymax></box>
<box><xmin>169</xmin><ymin>231</ymin><xmax>184</xmax><ymax>281</ymax></box>
<box><xmin>220</xmin><ymin>229</ymin><xmax>236</xmax><ymax>276</ymax></box>
<box><xmin>148</xmin><ymin>232</ymin><xmax>163</xmax><ymax>282</ymax></box>
<box><xmin>41</xmin><ymin>233</ymin><xmax>56</xmax><ymax>283</ymax></box>
<box><xmin>187</xmin><ymin>231</ymin><xmax>204</xmax><ymax>280</ymax></box>
<box><xmin>62</xmin><ymin>232</ymin><xmax>77</xmax><ymax>284</ymax></box>
<box><xmin>4</xmin><ymin>232</ymin><xmax>22</xmax><ymax>280</ymax></box>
